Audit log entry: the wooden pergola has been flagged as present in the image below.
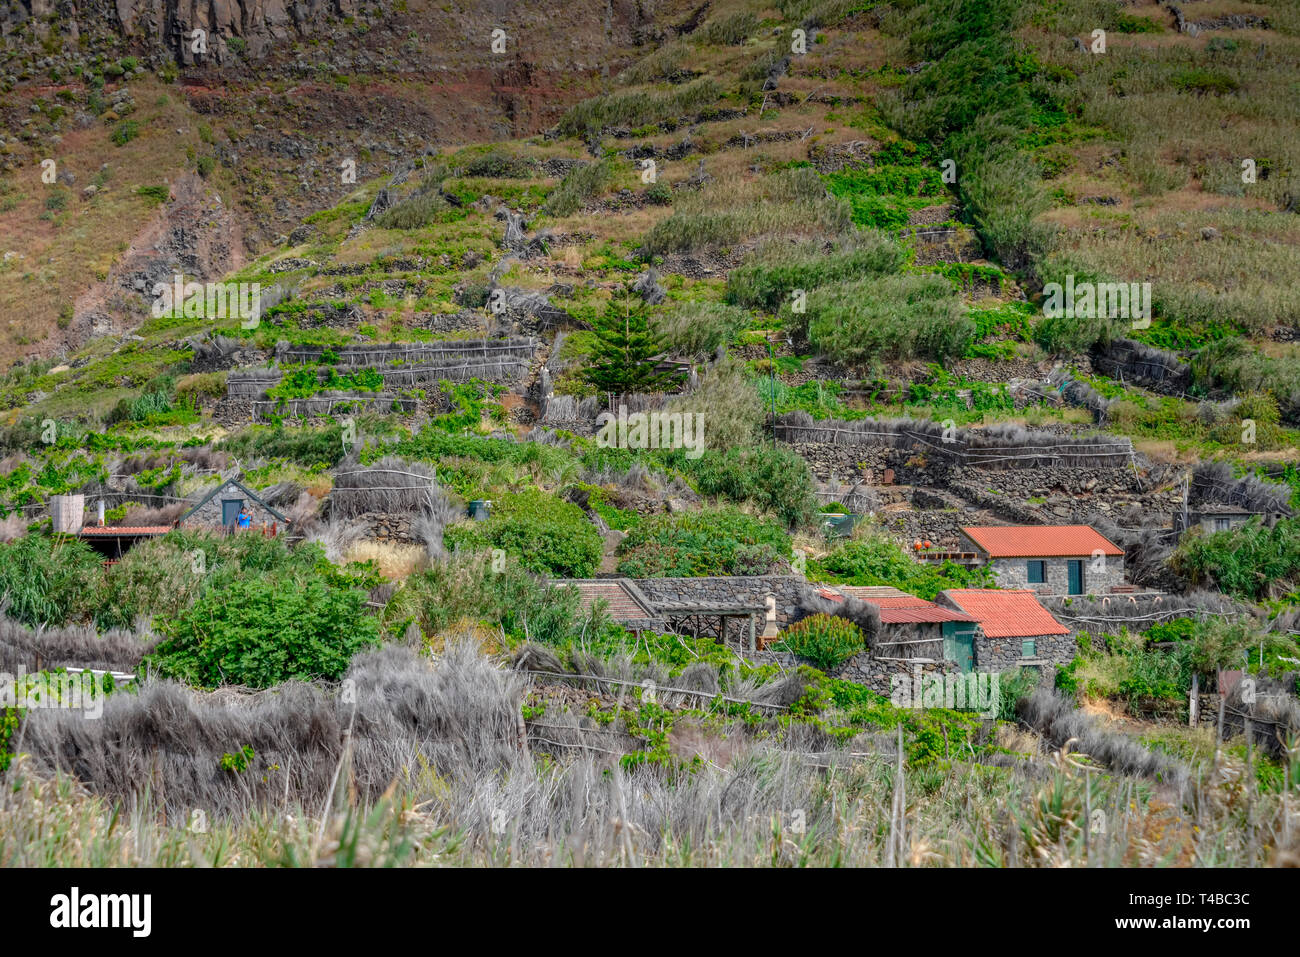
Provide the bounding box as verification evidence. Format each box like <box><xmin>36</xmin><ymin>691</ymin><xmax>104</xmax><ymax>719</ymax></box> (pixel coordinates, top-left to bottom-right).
<box><xmin>656</xmin><ymin>601</ymin><xmax>769</xmax><ymax>652</ymax></box>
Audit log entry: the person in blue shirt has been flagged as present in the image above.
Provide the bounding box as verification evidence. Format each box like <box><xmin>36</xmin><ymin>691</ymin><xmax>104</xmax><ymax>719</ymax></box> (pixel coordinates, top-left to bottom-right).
<box><xmin>237</xmin><ymin>506</ymin><xmax>252</xmax><ymax>530</ymax></box>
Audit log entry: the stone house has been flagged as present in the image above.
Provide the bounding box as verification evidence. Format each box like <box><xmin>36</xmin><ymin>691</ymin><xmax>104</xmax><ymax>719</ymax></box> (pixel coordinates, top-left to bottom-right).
<box><xmin>959</xmin><ymin>525</ymin><xmax>1124</xmax><ymax>595</ymax></box>
<box><xmin>818</xmin><ymin>585</ymin><xmax>979</xmax><ymax>662</ymax></box>
<box><xmin>935</xmin><ymin>588</ymin><xmax>1074</xmax><ymax>684</ymax></box>
<box><xmin>178</xmin><ymin>477</ymin><xmax>288</xmax><ymax>532</ymax></box>
<box><xmin>1174</xmin><ymin>504</ymin><xmax>1274</xmax><ymax>535</ymax></box>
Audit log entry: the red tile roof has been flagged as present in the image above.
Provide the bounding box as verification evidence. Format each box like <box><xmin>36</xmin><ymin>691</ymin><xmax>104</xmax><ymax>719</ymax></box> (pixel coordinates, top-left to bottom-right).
<box><xmin>960</xmin><ymin>525</ymin><xmax>1123</xmax><ymax>558</ymax></box>
<box><xmin>554</xmin><ymin>580</ymin><xmax>656</xmax><ymax>622</ymax></box>
<box><xmin>78</xmin><ymin>526</ymin><xmax>172</xmax><ymax>535</ymax></box>
<box><xmin>834</xmin><ymin>585</ymin><xmax>978</xmax><ymax>624</ymax></box>
<box><xmin>940</xmin><ymin>589</ymin><xmax>1069</xmax><ymax>638</ymax></box>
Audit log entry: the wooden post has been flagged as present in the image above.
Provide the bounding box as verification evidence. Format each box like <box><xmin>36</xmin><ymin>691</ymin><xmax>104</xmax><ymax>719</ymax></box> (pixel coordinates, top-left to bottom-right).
<box><xmin>1188</xmin><ymin>672</ymin><xmax>1199</xmax><ymax>728</ymax></box>
<box><xmin>748</xmin><ymin>614</ymin><xmax>756</xmax><ymax>653</ymax></box>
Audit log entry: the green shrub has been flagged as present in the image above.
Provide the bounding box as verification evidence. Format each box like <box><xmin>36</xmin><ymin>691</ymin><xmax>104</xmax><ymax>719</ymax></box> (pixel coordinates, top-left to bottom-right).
<box><xmin>544</xmin><ymin>158</ymin><xmax>616</xmax><ymax>216</ymax></box>
<box><xmin>110</xmin><ymin>119</ymin><xmax>140</xmax><ymax>146</ymax></box>
<box><xmin>1170</xmin><ymin>69</ymin><xmax>1239</xmax><ymax>96</ymax></box>
<box><xmin>616</xmin><ymin>507</ymin><xmax>790</xmax><ymax>577</ymax></box>
<box><xmin>146</xmin><ymin>574</ymin><xmax>380</xmax><ymax>689</ymax></box>
<box><xmin>445</xmin><ymin>489</ymin><xmax>602</xmax><ymax>578</ymax></box>
<box><xmin>1172</xmin><ymin>518</ymin><xmax>1300</xmax><ymax>602</ymax></box>
<box><xmin>669</xmin><ymin>445</ymin><xmax>817</xmax><ymax>527</ymax></box>
<box><xmin>383</xmin><ymin>552</ymin><xmax>615</xmax><ymax>646</ymax></box>
<box><xmin>651</xmin><ymin>300</ymin><xmax>750</xmax><ymax>358</ymax></box>
<box><xmin>0</xmin><ymin>535</ymin><xmax>104</xmax><ymax>627</ymax></box>
<box><xmin>556</xmin><ymin>79</ymin><xmax>722</xmax><ymax>137</ymax></box>
<box><xmin>776</xmin><ymin>614</ymin><xmax>865</xmax><ymax>670</ymax></box>
<box><xmin>824</xmin><ymin>162</ymin><xmax>948</xmax><ymax>230</ymax></box>
<box><xmin>725</xmin><ymin>233</ymin><xmax>904</xmax><ymax>311</ymax></box>
<box><xmin>788</xmin><ymin>273</ymin><xmax>972</xmax><ymax>364</ymax></box>
<box><xmin>218</xmin><ymin>423</ymin><xmax>348</xmax><ymax>468</ymax></box>
<box><xmin>810</xmin><ymin>534</ymin><xmax>995</xmax><ymax>599</ymax></box>
<box><xmin>702</xmin><ymin>10</ymin><xmax>757</xmax><ymax>45</ymax></box>
<box><xmin>136</xmin><ymin>184</ymin><xmax>169</xmax><ymax>204</ymax></box>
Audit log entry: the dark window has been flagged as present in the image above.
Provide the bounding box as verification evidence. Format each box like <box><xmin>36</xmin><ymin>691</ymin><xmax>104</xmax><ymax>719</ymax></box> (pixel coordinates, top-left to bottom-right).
<box><xmin>1214</xmin><ymin>517</ymin><xmax>1232</xmax><ymax>532</ymax></box>
<box><xmin>1027</xmin><ymin>560</ymin><xmax>1045</xmax><ymax>584</ymax></box>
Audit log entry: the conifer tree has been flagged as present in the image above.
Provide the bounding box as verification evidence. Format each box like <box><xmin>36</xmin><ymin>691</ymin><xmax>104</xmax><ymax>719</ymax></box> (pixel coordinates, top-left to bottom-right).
<box><xmin>583</xmin><ymin>292</ymin><xmax>683</xmax><ymax>395</ymax></box>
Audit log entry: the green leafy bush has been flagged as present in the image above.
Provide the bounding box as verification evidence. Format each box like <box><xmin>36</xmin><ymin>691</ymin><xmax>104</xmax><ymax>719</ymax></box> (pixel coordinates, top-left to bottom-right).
<box><xmin>776</xmin><ymin>614</ymin><xmax>865</xmax><ymax>670</ymax></box>
<box><xmin>616</xmin><ymin>507</ymin><xmax>790</xmax><ymax>577</ymax></box>
<box><xmin>1172</xmin><ymin>518</ymin><xmax>1300</xmax><ymax>602</ymax></box>
<box><xmin>146</xmin><ymin>575</ymin><xmax>380</xmax><ymax>689</ymax></box>
<box><xmin>810</xmin><ymin>534</ymin><xmax>995</xmax><ymax>600</ymax></box>
<box><xmin>110</xmin><ymin>119</ymin><xmax>140</xmax><ymax>146</ymax></box>
<box><xmin>445</xmin><ymin>489</ymin><xmax>602</xmax><ymax>578</ymax></box>
<box><xmin>544</xmin><ymin>158</ymin><xmax>616</xmax><ymax>217</ymax></box>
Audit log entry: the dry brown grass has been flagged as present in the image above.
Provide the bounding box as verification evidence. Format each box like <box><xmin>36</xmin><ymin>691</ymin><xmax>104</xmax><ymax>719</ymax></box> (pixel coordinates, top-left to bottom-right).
<box><xmin>344</xmin><ymin>540</ymin><xmax>429</xmax><ymax>580</ymax></box>
<box><xmin>0</xmin><ymin>78</ymin><xmax>213</xmax><ymax>366</ymax></box>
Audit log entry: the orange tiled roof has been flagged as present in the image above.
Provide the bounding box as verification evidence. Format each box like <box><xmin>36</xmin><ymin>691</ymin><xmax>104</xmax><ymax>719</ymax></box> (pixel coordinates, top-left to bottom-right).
<box><xmin>960</xmin><ymin>525</ymin><xmax>1123</xmax><ymax>558</ymax></box>
<box><xmin>554</xmin><ymin>580</ymin><xmax>656</xmax><ymax>622</ymax></box>
<box><xmin>940</xmin><ymin>589</ymin><xmax>1069</xmax><ymax>638</ymax></box>
<box><xmin>834</xmin><ymin>585</ymin><xmax>978</xmax><ymax>624</ymax></box>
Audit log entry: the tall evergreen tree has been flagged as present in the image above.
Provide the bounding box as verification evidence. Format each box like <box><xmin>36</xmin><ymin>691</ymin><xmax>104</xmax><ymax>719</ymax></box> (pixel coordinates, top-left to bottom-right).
<box><xmin>583</xmin><ymin>292</ymin><xmax>684</xmax><ymax>395</ymax></box>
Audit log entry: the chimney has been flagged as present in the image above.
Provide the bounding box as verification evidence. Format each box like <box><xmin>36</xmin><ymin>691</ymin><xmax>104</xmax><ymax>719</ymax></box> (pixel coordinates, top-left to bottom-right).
<box><xmin>98</xmin><ymin>499</ymin><xmax>106</xmax><ymax>526</ymax></box>
<box><xmin>49</xmin><ymin>493</ymin><xmax>85</xmax><ymax>535</ymax></box>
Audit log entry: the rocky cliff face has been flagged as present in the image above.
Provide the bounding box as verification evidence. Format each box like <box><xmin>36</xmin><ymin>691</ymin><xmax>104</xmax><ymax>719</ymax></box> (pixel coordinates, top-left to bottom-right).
<box><xmin>4</xmin><ymin>0</ymin><xmax>357</xmax><ymax>64</ymax></box>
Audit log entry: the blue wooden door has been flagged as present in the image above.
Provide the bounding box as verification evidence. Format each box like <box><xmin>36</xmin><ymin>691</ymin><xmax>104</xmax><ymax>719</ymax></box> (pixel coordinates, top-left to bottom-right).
<box><xmin>943</xmin><ymin>622</ymin><xmax>975</xmax><ymax>672</ymax></box>
<box><xmin>222</xmin><ymin>499</ymin><xmax>243</xmax><ymax>526</ymax></box>
<box><xmin>1067</xmin><ymin>560</ymin><xmax>1083</xmax><ymax>595</ymax></box>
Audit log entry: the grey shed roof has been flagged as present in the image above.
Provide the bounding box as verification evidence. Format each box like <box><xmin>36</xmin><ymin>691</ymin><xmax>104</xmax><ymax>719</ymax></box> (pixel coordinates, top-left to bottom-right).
<box><xmin>179</xmin><ymin>477</ymin><xmax>289</xmax><ymax>525</ymax></box>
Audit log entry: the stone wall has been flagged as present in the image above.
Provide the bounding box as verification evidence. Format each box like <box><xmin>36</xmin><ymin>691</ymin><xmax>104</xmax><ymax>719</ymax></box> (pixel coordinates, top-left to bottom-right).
<box><xmin>749</xmin><ymin>648</ymin><xmax>957</xmax><ymax>698</ymax></box>
<box><xmin>986</xmin><ymin>555</ymin><xmax>1126</xmax><ymax>595</ymax></box>
<box><xmin>974</xmin><ymin>631</ymin><xmax>1076</xmax><ymax>686</ymax></box>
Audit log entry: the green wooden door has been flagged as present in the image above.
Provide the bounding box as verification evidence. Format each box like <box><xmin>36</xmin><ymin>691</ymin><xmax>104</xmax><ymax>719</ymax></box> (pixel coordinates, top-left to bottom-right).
<box><xmin>1067</xmin><ymin>560</ymin><xmax>1084</xmax><ymax>595</ymax></box>
<box><xmin>943</xmin><ymin>622</ymin><xmax>975</xmax><ymax>672</ymax></box>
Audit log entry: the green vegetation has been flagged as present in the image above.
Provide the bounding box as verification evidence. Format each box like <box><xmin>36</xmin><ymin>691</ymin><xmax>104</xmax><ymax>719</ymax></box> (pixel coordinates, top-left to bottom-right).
<box><xmin>725</xmin><ymin>233</ymin><xmax>904</xmax><ymax>312</ymax></box>
<box><xmin>146</xmin><ymin>575</ymin><xmax>381</xmax><ymax>690</ymax></box>
<box><xmin>445</xmin><ymin>489</ymin><xmax>603</xmax><ymax>578</ymax></box>
<box><xmin>776</xmin><ymin>614</ymin><xmax>866</xmax><ymax>670</ymax></box>
<box><xmin>0</xmin><ymin>535</ymin><xmax>103</xmax><ymax>628</ymax></box>
<box><xmin>1172</xmin><ymin>519</ymin><xmax>1300</xmax><ymax>604</ymax></box>
<box><xmin>583</xmin><ymin>295</ymin><xmax>684</xmax><ymax>395</ymax></box>
<box><xmin>668</xmin><ymin>445</ymin><xmax>817</xmax><ymax>528</ymax></box>
<box><xmin>785</xmin><ymin>273</ymin><xmax>972</xmax><ymax>365</ymax></box>
<box><xmin>616</xmin><ymin>507</ymin><xmax>791</xmax><ymax>577</ymax></box>
<box><xmin>810</xmin><ymin>533</ymin><xmax>996</xmax><ymax>600</ymax></box>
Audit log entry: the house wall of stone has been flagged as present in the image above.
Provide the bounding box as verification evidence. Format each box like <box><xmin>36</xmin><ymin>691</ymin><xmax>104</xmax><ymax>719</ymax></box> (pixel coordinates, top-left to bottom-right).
<box><xmin>986</xmin><ymin>555</ymin><xmax>1125</xmax><ymax>594</ymax></box>
<box><xmin>974</xmin><ymin>631</ymin><xmax>1076</xmax><ymax>686</ymax></box>
<box><xmin>183</xmin><ymin>487</ymin><xmax>282</xmax><ymax>528</ymax></box>
<box><xmin>751</xmin><ymin>648</ymin><xmax>957</xmax><ymax>698</ymax></box>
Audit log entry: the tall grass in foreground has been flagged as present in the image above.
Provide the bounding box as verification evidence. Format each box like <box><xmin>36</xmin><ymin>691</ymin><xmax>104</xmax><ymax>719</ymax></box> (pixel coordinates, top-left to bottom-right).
<box><xmin>3</xmin><ymin>643</ymin><xmax>1297</xmax><ymax>867</ymax></box>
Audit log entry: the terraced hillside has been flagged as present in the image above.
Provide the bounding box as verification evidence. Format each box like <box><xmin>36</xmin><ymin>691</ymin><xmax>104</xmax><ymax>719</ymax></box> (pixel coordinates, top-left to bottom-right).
<box><xmin>2</xmin><ymin>0</ymin><xmax>1300</xmax><ymax>871</ymax></box>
